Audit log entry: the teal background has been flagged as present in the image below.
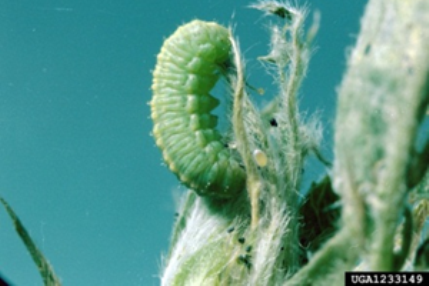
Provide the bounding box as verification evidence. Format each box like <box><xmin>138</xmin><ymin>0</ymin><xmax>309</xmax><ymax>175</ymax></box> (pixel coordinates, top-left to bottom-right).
<box><xmin>0</xmin><ymin>0</ymin><xmax>366</xmax><ymax>285</ymax></box>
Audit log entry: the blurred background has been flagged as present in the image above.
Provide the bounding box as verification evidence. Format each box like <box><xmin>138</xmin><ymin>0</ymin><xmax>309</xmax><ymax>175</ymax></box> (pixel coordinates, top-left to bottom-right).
<box><xmin>0</xmin><ymin>0</ymin><xmax>367</xmax><ymax>285</ymax></box>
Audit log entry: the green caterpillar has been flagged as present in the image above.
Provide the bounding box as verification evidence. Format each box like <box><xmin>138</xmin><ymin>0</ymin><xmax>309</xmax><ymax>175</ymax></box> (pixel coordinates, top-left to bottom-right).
<box><xmin>150</xmin><ymin>20</ymin><xmax>246</xmax><ymax>198</ymax></box>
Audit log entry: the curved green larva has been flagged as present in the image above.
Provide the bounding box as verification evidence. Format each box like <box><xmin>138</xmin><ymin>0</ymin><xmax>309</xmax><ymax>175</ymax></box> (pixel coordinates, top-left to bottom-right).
<box><xmin>150</xmin><ymin>20</ymin><xmax>246</xmax><ymax>198</ymax></box>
